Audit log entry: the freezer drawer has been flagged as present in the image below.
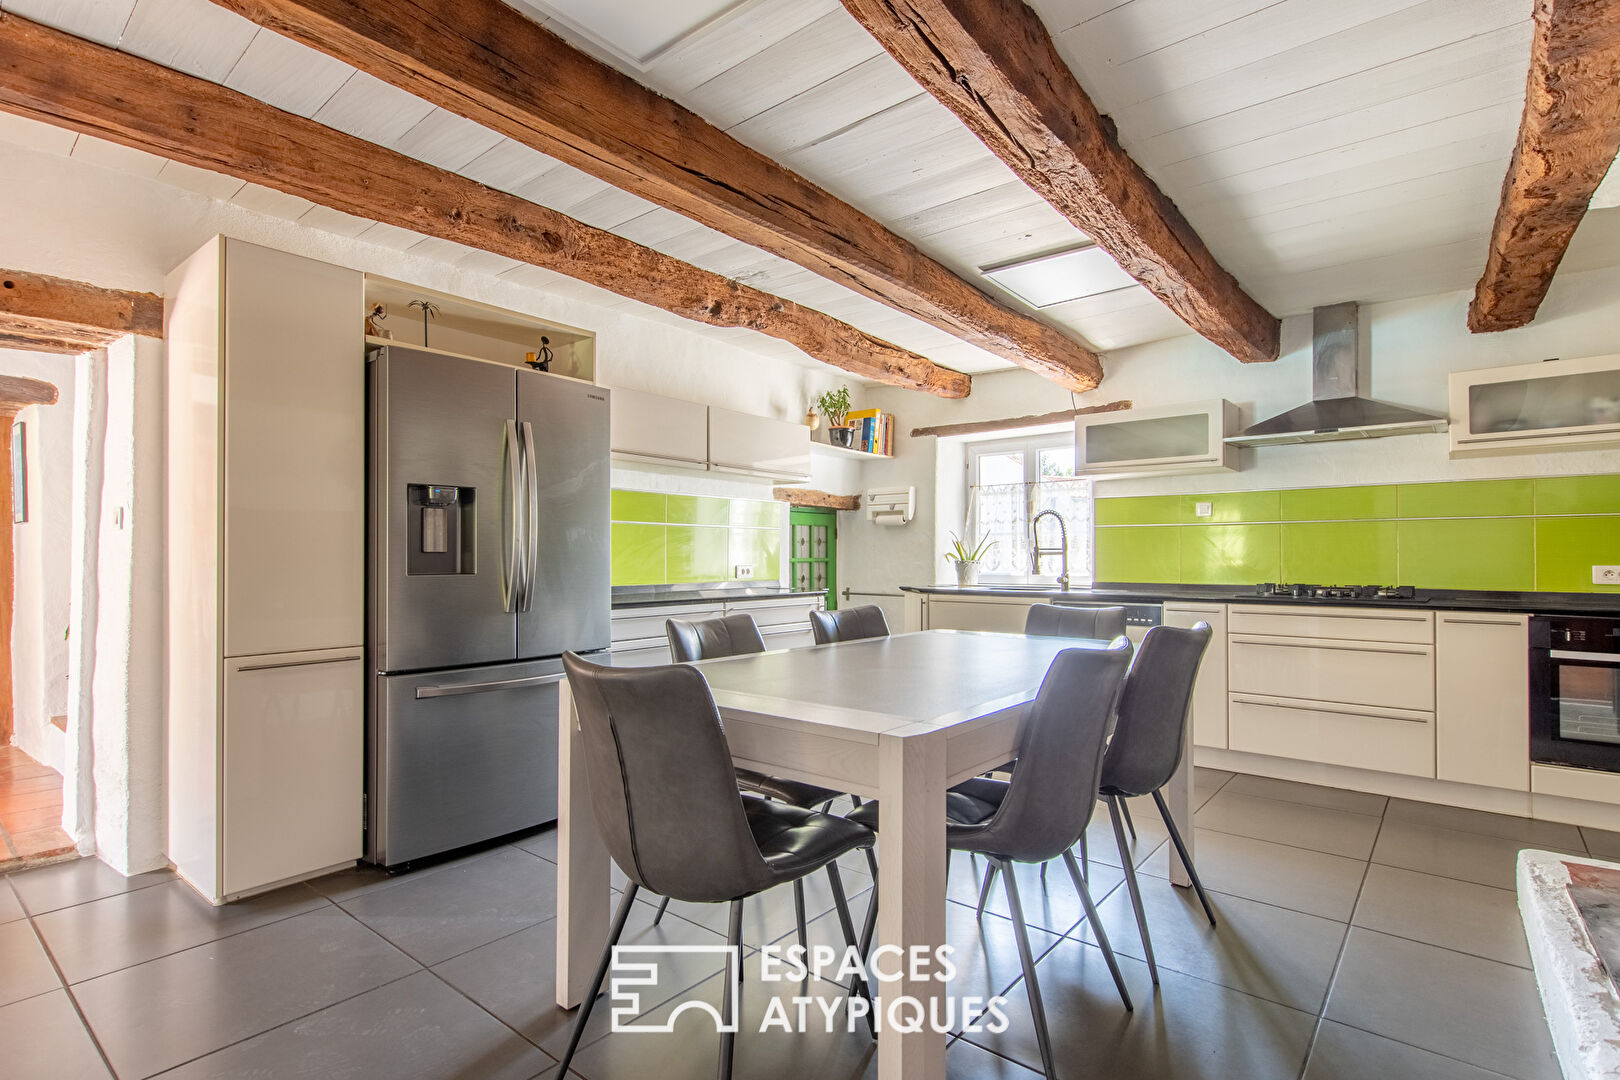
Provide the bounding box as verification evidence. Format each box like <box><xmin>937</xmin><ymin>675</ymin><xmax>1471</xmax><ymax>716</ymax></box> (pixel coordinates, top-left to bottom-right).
<box><xmin>368</xmin><ymin>658</ymin><xmax>564</xmax><ymax>867</ymax></box>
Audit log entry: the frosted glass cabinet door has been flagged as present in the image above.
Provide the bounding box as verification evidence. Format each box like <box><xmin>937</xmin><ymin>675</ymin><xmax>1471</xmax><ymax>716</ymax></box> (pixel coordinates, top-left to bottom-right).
<box><xmin>222</xmin><ymin>240</ymin><xmax>365</xmax><ymax>658</ymax></box>
<box><xmin>223</xmin><ymin>649</ymin><xmax>363</xmax><ymax>898</ymax></box>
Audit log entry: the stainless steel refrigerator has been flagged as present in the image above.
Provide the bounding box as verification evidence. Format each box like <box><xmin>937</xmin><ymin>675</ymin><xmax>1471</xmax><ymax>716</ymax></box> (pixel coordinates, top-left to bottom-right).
<box><xmin>366</xmin><ymin>344</ymin><xmax>610</xmax><ymax>867</ymax></box>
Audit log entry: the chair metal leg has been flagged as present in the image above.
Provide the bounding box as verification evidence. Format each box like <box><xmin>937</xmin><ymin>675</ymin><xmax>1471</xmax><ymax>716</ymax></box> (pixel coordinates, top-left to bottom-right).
<box><xmin>1079</xmin><ymin>829</ymin><xmax>1088</xmax><ymax>869</ymax></box>
<box><xmin>858</xmin><ymin>882</ymin><xmax>878</xmax><ymax>960</ymax></box>
<box><xmin>719</xmin><ymin>897</ymin><xmax>744</xmax><ymax>1080</ymax></box>
<box><xmin>652</xmin><ymin>895</ymin><xmax>671</xmax><ymax>925</ymax></box>
<box><xmin>999</xmin><ymin>858</ymin><xmax>1057</xmax><ymax>1080</ymax></box>
<box><xmin>557</xmin><ymin>883</ymin><xmax>641</xmax><ymax>1078</ymax></box>
<box><xmin>1061</xmin><ymin>850</ymin><xmax>1132</xmax><ymax>1012</ymax></box>
<box><xmin>864</xmin><ymin>846</ymin><xmax>879</xmax><ymax>879</ymax></box>
<box><xmin>826</xmin><ymin>863</ymin><xmax>876</xmax><ymax>1035</ymax></box>
<box><xmin>1107</xmin><ymin>795</ymin><xmax>1158</xmax><ymax>985</ymax></box>
<box><xmin>793</xmin><ymin>879</ymin><xmax>808</xmax><ymax>956</ymax></box>
<box><xmin>1152</xmin><ymin>788</ymin><xmax>1216</xmax><ymax>927</ymax></box>
<box><xmin>1119</xmin><ymin>796</ymin><xmax>1137</xmax><ymax>841</ymax></box>
<box><xmin>975</xmin><ymin>860</ymin><xmax>1000</xmax><ymax>918</ymax></box>
<box><xmin>1040</xmin><ymin>860</ymin><xmax>1049</xmax><ymax>885</ymax></box>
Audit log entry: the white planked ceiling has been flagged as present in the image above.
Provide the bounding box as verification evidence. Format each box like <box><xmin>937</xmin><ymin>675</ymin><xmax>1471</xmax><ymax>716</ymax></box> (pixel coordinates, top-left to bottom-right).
<box><xmin>0</xmin><ymin>0</ymin><xmax>1597</xmax><ymax>384</ymax></box>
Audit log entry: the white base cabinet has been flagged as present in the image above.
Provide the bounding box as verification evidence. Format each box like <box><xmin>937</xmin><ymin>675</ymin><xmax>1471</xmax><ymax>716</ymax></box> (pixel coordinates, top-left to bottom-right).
<box><xmin>1164</xmin><ymin>603</ymin><xmax>1228</xmax><ymax>749</ymax></box>
<box><xmin>1436</xmin><ymin>613</ymin><xmax>1530</xmax><ymax>791</ymax></box>
<box><xmin>610</xmin><ymin>594</ymin><xmax>826</xmax><ymax>666</ymax></box>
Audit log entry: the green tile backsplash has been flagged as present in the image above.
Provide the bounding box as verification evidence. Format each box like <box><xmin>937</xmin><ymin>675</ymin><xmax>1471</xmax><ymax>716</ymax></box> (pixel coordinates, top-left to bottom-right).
<box><xmin>1096</xmin><ymin>474</ymin><xmax>1620</xmax><ymax>593</ymax></box>
<box><xmin>611</xmin><ymin>489</ymin><xmax>782</xmax><ymax>584</ymax></box>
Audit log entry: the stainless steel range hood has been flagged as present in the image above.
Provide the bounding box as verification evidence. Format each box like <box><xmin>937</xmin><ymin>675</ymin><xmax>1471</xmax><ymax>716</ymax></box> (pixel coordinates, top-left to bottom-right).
<box><xmin>1225</xmin><ymin>302</ymin><xmax>1448</xmax><ymax>447</ymax></box>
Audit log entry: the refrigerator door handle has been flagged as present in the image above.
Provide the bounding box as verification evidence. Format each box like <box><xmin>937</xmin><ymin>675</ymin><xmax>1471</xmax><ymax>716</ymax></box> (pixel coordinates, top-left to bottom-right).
<box><xmin>520</xmin><ymin>420</ymin><xmax>539</xmax><ymax>613</ymax></box>
<box><xmin>502</xmin><ymin>419</ymin><xmax>525</xmax><ymax>613</ymax></box>
<box><xmin>414</xmin><ymin>672</ymin><xmax>565</xmax><ymax>699</ymax></box>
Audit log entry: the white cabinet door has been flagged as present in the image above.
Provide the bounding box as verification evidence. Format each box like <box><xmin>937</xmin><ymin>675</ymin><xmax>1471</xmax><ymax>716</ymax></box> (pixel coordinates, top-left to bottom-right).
<box><xmin>1075</xmin><ymin>399</ymin><xmax>1238</xmax><ymax>476</ymax></box>
<box><xmin>923</xmin><ymin>597</ymin><xmax>1032</xmax><ymax>633</ymax></box>
<box><xmin>1449</xmin><ymin>352</ymin><xmax>1620</xmax><ymax>457</ymax></box>
<box><xmin>222</xmin><ymin>648</ymin><xmax>363</xmax><ymax>899</ymax></box>
<box><xmin>1436</xmin><ymin>613</ymin><xmax>1529</xmax><ymax>791</ymax></box>
<box><xmin>1229</xmin><ymin>635</ymin><xmax>1435</xmax><ymax>711</ymax></box>
<box><xmin>222</xmin><ymin>241</ymin><xmax>364</xmax><ymax>657</ymax></box>
<box><xmin>708</xmin><ymin>406</ymin><xmax>811</xmax><ymax>481</ymax></box>
<box><xmin>1164</xmin><ymin>603</ymin><xmax>1228</xmax><ymax>749</ymax></box>
<box><xmin>610</xmin><ymin>386</ymin><xmax>708</xmax><ymax>467</ymax></box>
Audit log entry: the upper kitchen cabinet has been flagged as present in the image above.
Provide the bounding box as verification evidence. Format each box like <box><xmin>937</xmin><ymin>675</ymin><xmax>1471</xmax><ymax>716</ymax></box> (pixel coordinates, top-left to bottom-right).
<box><xmin>1450</xmin><ymin>353</ymin><xmax>1620</xmax><ymax>457</ymax></box>
<box><xmin>362</xmin><ymin>276</ymin><xmax>595</xmax><ymax>382</ymax></box>
<box><xmin>610</xmin><ymin>386</ymin><xmax>708</xmax><ymax>468</ymax></box>
<box><xmin>1076</xmin><ymin>399</ymin><xmax>1240</xmax><ymax>476</ymax></box>
<box><xmin>708</xmin><ymin>405</ymin><xmax>812</xmax><ymax>482</ymax></box>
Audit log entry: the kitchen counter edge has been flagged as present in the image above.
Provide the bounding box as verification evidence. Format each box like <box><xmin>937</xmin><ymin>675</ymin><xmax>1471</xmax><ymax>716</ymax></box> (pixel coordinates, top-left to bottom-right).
<box><xmin>899</xmin><ymin>584</ymin><xmax>1620</xmax><ymax>617</ymax></box>
<box><xmin>612</xmin><ymin>587</ymin><xmax>827</xmax><ymax>610</ymax></box>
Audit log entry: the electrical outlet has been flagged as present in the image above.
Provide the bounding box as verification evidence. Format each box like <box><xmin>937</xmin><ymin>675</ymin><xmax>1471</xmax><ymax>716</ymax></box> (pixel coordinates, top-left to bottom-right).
<box><xmin>1195</xmin><ymin>502</ymin><xmax>1213</xmax><ymax>518</ymax></box>
<box><xmin>734</xmin><ymin>564</ymin><xmax>754</xmax><ymax>580</ymax></box>
<box><xmin>1596</xmin><ymin>565</ymin><xmax>1620</xmax><ymax>585</ymax></box>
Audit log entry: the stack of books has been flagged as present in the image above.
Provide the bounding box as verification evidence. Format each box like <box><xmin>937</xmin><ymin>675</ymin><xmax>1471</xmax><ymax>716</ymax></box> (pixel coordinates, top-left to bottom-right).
<box><xmin>845</xmin><ymin>408</ymin><xmax>896</xmax><ymax>456</ymax></box>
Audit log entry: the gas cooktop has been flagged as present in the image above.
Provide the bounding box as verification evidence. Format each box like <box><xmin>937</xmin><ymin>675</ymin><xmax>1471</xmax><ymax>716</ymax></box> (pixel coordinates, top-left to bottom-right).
<box><xmin>1255</xmin><ymin>583</ymin><xmax>1419</xmax><ymax>601</ymax></box>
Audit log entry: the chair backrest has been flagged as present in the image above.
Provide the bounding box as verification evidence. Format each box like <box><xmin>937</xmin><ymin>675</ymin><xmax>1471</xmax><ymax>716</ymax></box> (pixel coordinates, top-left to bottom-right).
<box><xmin>1100</xmin><ymin>623</ymin><xmax>1212</xmax><ymax>798</ymax></box>
<box><xmin>808</xmin><ymin>604</ymin><xmax>890</xmax><ymax>645</ymax></box>
<box><xmin>1024</xmin><ymin>603</ymin><xmax>1127</xmax><ymax>640</ymax></box>
<box><xmin>561</xmin><ymin>652</ymin><xmax>773</xmax><ymax>903</ymax></box>
<box><xmin>961</xmin><ymin>638</ymin><xmax>1133</xmax><ymax>863</ymax></box>
<box><xmin>666</xmin><ymin>613</ymin><xmax>766</xmax><ymax>663</ymax></box>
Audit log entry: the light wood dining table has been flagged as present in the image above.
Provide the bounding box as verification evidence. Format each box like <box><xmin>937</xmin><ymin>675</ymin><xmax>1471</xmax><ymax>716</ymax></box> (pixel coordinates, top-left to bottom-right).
<box><xmin>555</xmin><ymin>628</ymin><xmax>1195</xmax><ymax>1080</ymax></box>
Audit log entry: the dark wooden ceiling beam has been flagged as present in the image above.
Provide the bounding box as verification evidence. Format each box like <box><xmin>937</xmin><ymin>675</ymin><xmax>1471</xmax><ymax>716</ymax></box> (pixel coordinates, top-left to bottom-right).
<box><xmin>1469</xmin><ymin>0</ymin><xmax>1620</xmax><ymax>332</ymax></box>
<box><xmin>0</xmin><ymin>15</ymin><xmax>970</xmax><ymax>398</ymax></box>
<box><xmin>207</xmin><ymin>0</ymin><xmax>1103</xmax><ymax>390</ymax></box>
<box><xmin>0</xmin><ymin>268</ymin><xmax>163</xmax><ymax>354</ymax></box>
<box><xmin>0</xmin><ymin>374</ymin><xmax>60</xmax><ymax>407</ymax></box>
<box><xmin>839</xmin><ymin>0</ymin><xmax>1281</xmax><ymax>365</ymax></box>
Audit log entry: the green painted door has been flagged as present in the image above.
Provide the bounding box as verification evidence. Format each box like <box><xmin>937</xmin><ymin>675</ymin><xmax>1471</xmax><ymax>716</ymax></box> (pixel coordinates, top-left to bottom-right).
<box><xmin>789</xmin><ymin>508</ymin><xmax>837</xmax><ymax>609</ymax></box>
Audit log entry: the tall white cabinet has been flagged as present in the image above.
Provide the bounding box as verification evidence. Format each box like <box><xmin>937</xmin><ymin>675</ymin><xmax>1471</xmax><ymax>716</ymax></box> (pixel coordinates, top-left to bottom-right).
<box><xmin>167</xmin><ymin>238</ymin><xmax>365</xmax><ymax>903</ymax></box>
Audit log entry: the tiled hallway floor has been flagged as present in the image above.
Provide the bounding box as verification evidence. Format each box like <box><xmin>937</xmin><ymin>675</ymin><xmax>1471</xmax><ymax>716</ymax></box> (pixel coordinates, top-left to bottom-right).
<box><xmin>0</xmin><ymin>746</ymin><xmax>74</xmax><ymax>871</ymax></box>
<box><xmin>0</xmin><ymin>768</ymin><xmax>1588</xmax><ymax>1079</ymax></box>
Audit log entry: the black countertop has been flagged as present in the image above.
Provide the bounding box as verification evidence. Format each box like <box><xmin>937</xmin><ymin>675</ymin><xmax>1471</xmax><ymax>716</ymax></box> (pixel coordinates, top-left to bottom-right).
<box><xmin>612</xmin><ymin>585</ymin><xmax>827</xmax><ymax>610</ymax></box>
<box><xmin>900</xmin><ymin>583</ymin><xmax>1620</xmax><ymax>618</ymax></box>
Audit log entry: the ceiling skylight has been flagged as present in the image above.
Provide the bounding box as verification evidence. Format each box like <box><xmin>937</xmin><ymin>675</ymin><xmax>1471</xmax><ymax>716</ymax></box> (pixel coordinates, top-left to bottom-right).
<box><xmin>981</xmin><ymin>245</ymin><xmax>1138</xmax><ymax>308</ymax></box>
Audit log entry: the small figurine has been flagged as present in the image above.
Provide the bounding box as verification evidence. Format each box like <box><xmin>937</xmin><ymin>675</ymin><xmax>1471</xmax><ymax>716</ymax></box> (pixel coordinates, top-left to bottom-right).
<box><xmin>408</xmin><ymin>299</ymin><xmax>440</xmax><ymax>347</ymax></box>
<box><xmin>525</xmin><ymin>335</ymin><xmax>553</xmax><ymax>372</ymax></box>
<box><xmin>365</xmin><ymin>303</ymin><xmax>392</xmax><ymax>339</ymax></box>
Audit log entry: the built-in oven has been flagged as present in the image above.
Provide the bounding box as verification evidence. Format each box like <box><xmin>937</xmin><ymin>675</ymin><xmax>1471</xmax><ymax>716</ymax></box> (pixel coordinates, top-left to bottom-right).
<box><xmin>1530</xmin><ymin>615</ymin><xmax>1620</xmax><ymax>771</ymax></box>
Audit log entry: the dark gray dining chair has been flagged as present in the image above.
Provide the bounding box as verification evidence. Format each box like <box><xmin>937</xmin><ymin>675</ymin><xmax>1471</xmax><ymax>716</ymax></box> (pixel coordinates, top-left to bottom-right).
<box><xmin>846</xmin><ymin>640</ymin><xmax>1136</xmax><ymax>1080</ymax></box>
<box><xmin>557</xmin><ymin>652</ymin><xmax>876</xmax><ymax>1080</ymax></box>
<box><xmin>808</xmin><ymin>604</ymin><xmax>889</xmax><ymax>644</ymax></box>
<box><xmin>1099</xmin><ymin>622</ymin><xmax>1215</xmax><ymax>987</ymax></box>
<box><xmin>1024</xmin><ymin>603</ymin><xmax>1127</xmax><ymax>640</ymax></box>
<box><xmin>663</xmin><ymin>612</ymin><xmax>855</xmax><ymax>946</ymax></box>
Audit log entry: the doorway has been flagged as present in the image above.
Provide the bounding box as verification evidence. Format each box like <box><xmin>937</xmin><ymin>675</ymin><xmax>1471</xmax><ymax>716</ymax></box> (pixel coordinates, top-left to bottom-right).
<box><xmin>789</xmin><ymin>507</ymin><xmax>838</xmax><ymax>609</ymax></box>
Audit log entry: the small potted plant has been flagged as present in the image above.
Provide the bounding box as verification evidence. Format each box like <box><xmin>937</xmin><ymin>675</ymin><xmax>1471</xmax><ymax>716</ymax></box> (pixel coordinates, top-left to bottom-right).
<box><xmin>816</xmin><ymin>385</ymin><xmax>854</xmax><ymax>448</ymax></box>
<box><xmin>946</xmin><ymin>532</ymin><xmax>996</xmax><ymax>586</ymax></box>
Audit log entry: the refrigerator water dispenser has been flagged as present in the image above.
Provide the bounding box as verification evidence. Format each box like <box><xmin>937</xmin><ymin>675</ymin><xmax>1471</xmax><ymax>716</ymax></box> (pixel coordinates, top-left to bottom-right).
<box><xmin>406</xmin><ymin>484</ymin><xmax>475</xmax><ymax>574</ymax></box>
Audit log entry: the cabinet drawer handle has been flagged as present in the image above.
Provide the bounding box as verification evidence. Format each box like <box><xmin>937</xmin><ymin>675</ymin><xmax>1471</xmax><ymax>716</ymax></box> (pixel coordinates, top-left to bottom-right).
<box><xmin>1170</xmin><ymin>606</ymin><xmax>1223</xmax><ymax>614</ymax></box>
<box><xmin>416</xmin><ymin>673</ymin><xmax>565</xmax><ymax>699</ymax></box>
<box><xmin>236</xmin><ymin>656</ymin><xmax>359</xmax><ymax>672</ymax></box>
<box><xmin>1231</xmin><ymin>638</ymin><xmax>1430</xmax><ymax>657</ymax></box>
<box><xmin>1441</xmin><ymin>617</ymin><xmax>1523</xmax><ymax>626</ymax></box>
<box><xmin>1231</xmin><ymin>696</ymin><xmax>1429</xmax><ymax>723</ymax></box>
<box><xmin>1237</xmin><ymin>611</ymin><xmax>1429</xmax><ymax>623</ymax></box>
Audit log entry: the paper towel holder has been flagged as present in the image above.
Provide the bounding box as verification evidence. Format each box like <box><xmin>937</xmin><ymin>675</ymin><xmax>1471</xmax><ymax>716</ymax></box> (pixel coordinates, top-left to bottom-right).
<box><xmin>866</xmin><ymin>486</ymin><xmax>915</xmax><ymax>526</ymax></box>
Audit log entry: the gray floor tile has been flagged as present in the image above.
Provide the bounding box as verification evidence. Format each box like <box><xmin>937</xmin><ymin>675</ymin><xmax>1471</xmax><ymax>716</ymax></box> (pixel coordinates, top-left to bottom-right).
<box><xmin>965</xmin><ymin>936</ymin><xmax>1317</xmax><ymax>1080</ymax></box>
<box><xmin>159</xmin><ymin>970</ymin><xmax>550</xmax><ymax>1080</ymax></box>
<box><xmin>1221</xmin><ymin>774</ymin><xmax>1388</xmax><ymax>816</ymax></box>
<box><xmin>1196</xmin><ymin>790</ymin><xmax>1383</xmax><ymax>859</ymax></box>
<box><xmin>432</xmin><ymin>899</ymin><xmax>733</xmax><ymax>1057</ymax></box>
<box><xmin>1304</xmin><ymin>1020</ymin><xmax>1518</xmax><ymax>1080</ymax></box>
<box><xmin>937</xmin><ymin>1039</ymin><xmax>1045</xmax><ymax>1078</ymax></box>
<box><xmin>1325</xmin><ymin>928</ymin><xmax>1560</xmax><ymax>1080</ymax></box>
<box><xmin>338</xmin><ymin>846</ymin><xmax>559</xmax><ymax>965</ymax></box>
<box><xmin>948</xmin><ymin>852</ymin><xmax>1125</xmax><ymax>936</ymax></box>
<box><xmin>0</xmin><ymin>990</ymin><xmax>111</xmax><ymax>1079</ymax></box>
<box><xmin>8</xmin><ymin>856</ymin><xmax>173</xmax><ymax>916</ymax></box>
<box><xmin>304</xmin><ymin>861</ymin><xmax>409</xmax><ymax>904</ymax></box>
<box><xmin>514</xmin><ymin>825</ymin><xmax>558</xmax><ymax>862</ymax></box>
<box><xmin>72</xmin><ymin>907</ymin><xmax>420</xmax><ymax>1079</ymax></box>
<box><xmin>1141</xmin><ymin>828</ymin><xmax>1368</xmax><ymax>921</ymax></box>
<box><xmin>1385</xmin><ymin>799</ymin><xmax>1583</xmax><ymax>848</ymax></box>
<box><xmin>660</xmin><ymin>865</ymin><xmax>871</xmax><ymax>948</ymax></box>
<box><xmin>33</xmin><ymin>879</ymin><xmax>327</xmax><ymax>984</ymax></box>
<box><xmin>1078</xmin><ymin>874</ymin><xmax>1348</xmax><ymax>1013</ymax></box>
<box><xmin>0</xmin><ymin>876</ymin><xmax>26</xmax><ymax>923</ymax></box>
<box><xmin>1372</xmin><ymin>819</ymin><xmax>1574</xmax><ymax>891</ymax></box>
<box><xmin>1193</xmin><ymin>767</ymin><xmax>1235</xmax><ymax>810</ymax></box>
<box><xmin>1353</xmin><ymin>864</ymin><xmax>1531</xmax><ymax>967</ymax></box>
<box><xmin>0</xmin><ymin>919</ymin><xmax>61</xmax><ymax>1007</ymax></box>
<box><xmin>1580</xmin><ymin>825</ymin><xmax>1620</xmax><ymax>861</ymax></box>
<box><xmin>1081</xmin><ymin>799</ymin><xmax>1169</xmax><ymax>870</ymax></box>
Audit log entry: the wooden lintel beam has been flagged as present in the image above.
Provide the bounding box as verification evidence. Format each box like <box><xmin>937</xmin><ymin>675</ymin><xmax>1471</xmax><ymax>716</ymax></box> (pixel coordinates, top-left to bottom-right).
<box><xmin>773</xmin><ymin>488</ymin><xmax>862</xmax><ymax>511</ymax></box>
<box><xmin>0</xmin><ymin>375</ymin><xmax>60</xmax><ymax>408</ymax></box>
<box><xmin>0</xmin><ymin>268</ymin><xmax>163</xmax><ymax>343</ymax></box>
<box><xmin>840</xmin><ymin>0</ymin><xmax>1280</xmax><ymax>365</ymax></box>
<box><xmin>0</xmin><ymin>16</ymin><xmax>970</xmax><ymax>399</ymax></box>
<box><xmin>1469</xmin><ymin>0</ymin><xmax>1620</xmax><ymax>332</ymax></box>
<box><xmin>910</xmin><ymin>400</ymin><xmax>1131</xmax><ymax>439</ymax></box>
<box><xmin>209</xmin><ymin>0</ymin><xmax>1102</xmax><ymax>391</ymax></box>
<box><xmin>0</xmin><ymin>315</ymin><xmax>122</xmax><ymax>354</ymax></box>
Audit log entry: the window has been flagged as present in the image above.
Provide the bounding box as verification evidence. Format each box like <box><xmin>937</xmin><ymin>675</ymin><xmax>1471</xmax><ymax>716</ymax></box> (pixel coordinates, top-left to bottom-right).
<box><xmin>965</xmin><ymin>432</ymin><xmax>1093</xmax><ymax>583</ymax></box>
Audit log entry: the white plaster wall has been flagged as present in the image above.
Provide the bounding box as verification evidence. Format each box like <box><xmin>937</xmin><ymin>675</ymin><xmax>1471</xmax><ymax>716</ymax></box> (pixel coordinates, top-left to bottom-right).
<box><xmin>3</xmin><ymin>350</ymin><xmax>75</xmax><ymax>771</ymax></box>
<box><xmin>63</xmin><ymin>348</ymin><xmax>107</xmax><ymax>853</ymax></box>
<box><xmin>839</xmin><ymin>265</ymin><xmax>1620</xmax><ymax>615</ymax></box>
